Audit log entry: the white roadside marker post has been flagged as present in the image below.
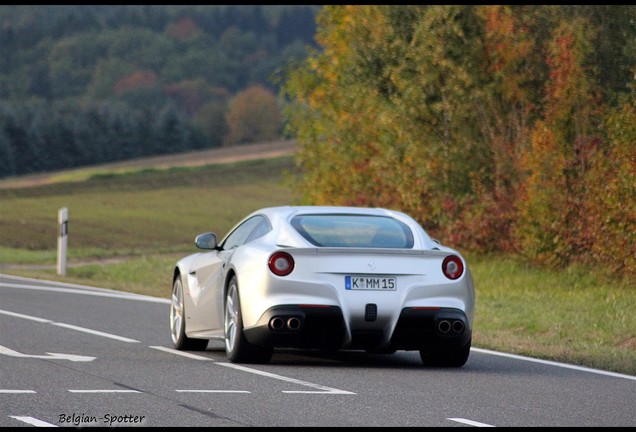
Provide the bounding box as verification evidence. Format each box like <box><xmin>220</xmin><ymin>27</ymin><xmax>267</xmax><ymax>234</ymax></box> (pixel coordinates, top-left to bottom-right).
<box><xmin>57</xmin><ymin>207</ymin><xmax>68</xmax><ymax>276</ymax></box>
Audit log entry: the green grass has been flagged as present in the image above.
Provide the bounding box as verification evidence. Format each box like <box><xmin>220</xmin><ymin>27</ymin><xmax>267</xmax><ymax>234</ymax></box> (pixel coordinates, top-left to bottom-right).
<box><xmin>0</xmin><ymin>158</ymin><xmax>301</xmax><ymax>251</ymax></box>
<box><xmin>468</xmin><ymin>254</ymin><xmax>635</xmax><ymax>375</ymax></box>
<box><xmin>1</xmin><ymin>155</ymin><xmax>634</xmax><ymax>376</ymax></box>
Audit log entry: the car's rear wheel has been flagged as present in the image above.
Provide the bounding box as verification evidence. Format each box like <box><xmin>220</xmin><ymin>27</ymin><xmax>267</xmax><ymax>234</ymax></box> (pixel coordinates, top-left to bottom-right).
<box><xmin>170</xmin><ymin>275</ymin><xmax>208</xmax><ymax>351</ymax></box>
<box><xmin>224</xmin><ymin>276</ymin><xmax>273</xmax><ymax>364</ymax></box>
<box><xmin>419</xmin><ymin>338</ymin><xmax>471</xmax><ymax>367</ymax></box>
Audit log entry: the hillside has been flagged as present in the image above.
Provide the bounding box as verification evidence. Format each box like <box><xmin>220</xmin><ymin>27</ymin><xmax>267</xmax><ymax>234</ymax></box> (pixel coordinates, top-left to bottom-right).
<box><xmin>0</xmin><ymin>139</ymin><xmax>297</xmax><ymax>190</ymax></box>
<box><xmin>0</xmin><ymin>5</ymin><xmax>319</xmax><ymax>178</ymax></box>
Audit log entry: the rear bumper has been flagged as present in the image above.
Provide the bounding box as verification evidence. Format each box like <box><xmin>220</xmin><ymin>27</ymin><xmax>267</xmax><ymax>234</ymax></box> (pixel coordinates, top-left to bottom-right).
<box><xmin>390</xmin><ymin>307</ymin><xmax>471</xmax><ymax>350</ymax></box>
<box><xmin>244</xmin><ymin>305</ymin><xmax>346</xmax><ymax>351</ymax></box>
<box><xmin>244</xmin><ymin>305</ymin><xmax>471</xmax><ymax>352</ymax></box>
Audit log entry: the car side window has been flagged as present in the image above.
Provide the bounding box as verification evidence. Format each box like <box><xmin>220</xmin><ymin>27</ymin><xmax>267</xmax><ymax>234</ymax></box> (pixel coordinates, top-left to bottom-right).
<box><xmin>245</xmin><ymin>218</ymin><xmax>271</xmax><ymax>243</ymax></box>
<box><xmin>222</xmin><ymin>216</ymin><xmax>269</xmax><ymax>250</ymax></box>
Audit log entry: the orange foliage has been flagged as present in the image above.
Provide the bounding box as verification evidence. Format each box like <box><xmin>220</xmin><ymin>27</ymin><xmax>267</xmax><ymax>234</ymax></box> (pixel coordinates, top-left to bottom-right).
<box><xmin>585</xmin><ymin>99</ymin><xmax>636</xmax><ymax>275</ymax></box>
<box><xmin>223</xmin><ymin>85</ymin><xmax>282</xmax><ymax>146</ymax></box>
<box><xmin>515</xmin><ymin>121</ymin><xmax>568</xmax><ymax>265</ymax></box>
<box><xmin>164</xmin><ymin>79</ymin><xmax>215</xmax><ymax>116</ymax></box>
<box><xmin>113</xmin><ymin>70</ymin><xmax>157</xmax><ymax>95</ymax></box>
<box><xmin>515</xmin><ymin>17</ymin><xmax>606</xmax><ymax>267</ymax></box>
<box><xmin>167</xmin><ymin>17</ymin><xmax>200</xmax><ymax>40</ymax></box>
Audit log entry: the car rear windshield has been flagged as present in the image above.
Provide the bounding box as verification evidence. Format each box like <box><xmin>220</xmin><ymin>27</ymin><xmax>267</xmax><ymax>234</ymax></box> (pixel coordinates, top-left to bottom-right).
<box><xmin>290</xmin><ymin>214</ymin><xmax>414</xmax><ymax>248</ymax></box>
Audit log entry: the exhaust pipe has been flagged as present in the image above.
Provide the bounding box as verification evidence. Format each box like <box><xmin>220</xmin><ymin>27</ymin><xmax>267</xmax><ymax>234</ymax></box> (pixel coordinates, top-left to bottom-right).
<box><xmin>286</xmin><ymin>317</ymin><xmax>301</xmax><ymax>330</ymax></box>
<box><xmin>269</xmin><ymin>316</ymin><xmax>302</xmax><ymax>331</ymax></box>
<box><xmin>269</xmin><ymin>316</ymin><xmax>285</xmax><ymax>330</ymax></box>
<box><xmin>452</xmin><ymin>320</ymin><xmax>465</xmax><ymax>334</ymax></box>
<box><xmin>437</xmin><ymin>320</ymin><xmax>451</xmax><ymax>334</ymax></box>
<box><xmin>437</xmin><ymin>319</ymin><xmax>465</xmax><ymax>335</ymax></box>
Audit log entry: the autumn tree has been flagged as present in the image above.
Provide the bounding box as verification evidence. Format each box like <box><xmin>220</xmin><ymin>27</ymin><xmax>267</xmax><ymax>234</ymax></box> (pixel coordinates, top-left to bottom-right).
<box><xmin>223</xmin><ymin>84</ymin><xmax>282</xmax><ymax>146</ymax></box>
<box><xmin>283</xmin><ymin>5</ymin><xmax>488</xmax><ymax>240</ymax></box>
<box><xmin>454</xmin><ymin>5</ymin><xmax>540</xmax><ymax>252</ymax></box>
<box><xmin>585</xmin><ymin>97</ymin><xmax>636</xmax><ymax>276</ymax></box>
<box><xmin>284</xmin><ymin>6</ymin><xmax>418</xmax><ymax>208</ymax></box>
<box><xmin>515</xmin><ymin>17</ymin><xmax>605</xmax><ymax>266</ymax></box>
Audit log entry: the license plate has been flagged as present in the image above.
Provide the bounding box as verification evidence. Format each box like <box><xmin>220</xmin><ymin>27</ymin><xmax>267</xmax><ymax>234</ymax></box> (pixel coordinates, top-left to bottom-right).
<box><xmin>345</xmin><ymin>275</ymin><xmax>397</xmax><ymax>291</ymax></box>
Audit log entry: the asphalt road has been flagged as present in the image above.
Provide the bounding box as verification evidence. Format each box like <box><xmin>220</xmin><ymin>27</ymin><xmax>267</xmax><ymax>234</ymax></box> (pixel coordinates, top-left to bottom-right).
<box><xmin>1</xmin><ymin>274</ymin><xmax>634</xmax><ymax>427</ymax></box>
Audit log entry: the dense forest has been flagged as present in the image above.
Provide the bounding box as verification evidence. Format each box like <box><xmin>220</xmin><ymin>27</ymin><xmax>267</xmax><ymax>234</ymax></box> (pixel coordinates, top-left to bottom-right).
<box><xmin>0</xmin><ymin>5</ymin><xmax>319</xmax><ymax>177</ymax></box>
<box><xmin>283</xmin><ymin>5</ymin><xmax>635</xmax><ymax>276</ymax></box>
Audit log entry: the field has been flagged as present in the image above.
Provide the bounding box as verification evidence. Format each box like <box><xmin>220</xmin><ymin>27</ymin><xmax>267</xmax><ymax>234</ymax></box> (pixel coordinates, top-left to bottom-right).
<box><xmin>1</xmin><ymin>144</ymin><xmax>634</xmax><ymax>376</ymax></box>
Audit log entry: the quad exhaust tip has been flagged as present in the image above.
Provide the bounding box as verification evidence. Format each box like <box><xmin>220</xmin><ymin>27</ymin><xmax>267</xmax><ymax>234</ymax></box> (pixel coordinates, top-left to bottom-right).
<box><xmin>437</xmin><ymin>319</ymin><xmax>465</xmax><ymax>335</ymax></box>
<box><xmin>286</xmin><ymin>317</ymin><xmax>301</xmax><ymax>330</ymax></box>
<box><xmin>269</xmin><ymin>316</ymin><xmax>285</xmax><ymax>330</ymax></box>
<box><xmin>269</xmin><ymin>316</ymin><xmax>302</xmax><ymax>331</ymax></box>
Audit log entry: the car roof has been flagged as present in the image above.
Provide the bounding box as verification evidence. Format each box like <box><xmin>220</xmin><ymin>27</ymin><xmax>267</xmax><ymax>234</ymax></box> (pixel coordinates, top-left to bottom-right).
<box><xmin>258</xmin><ymin>205</ymin><xmax>401</xmax><ymax>218</ymax></box>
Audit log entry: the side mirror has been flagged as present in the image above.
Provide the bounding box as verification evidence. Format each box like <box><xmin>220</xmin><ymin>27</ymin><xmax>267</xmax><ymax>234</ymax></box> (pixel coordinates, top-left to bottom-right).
<box><xmin>195</xmin><ymin>232</ymin><xmax>218</xmax><ymax>250</ymax></box>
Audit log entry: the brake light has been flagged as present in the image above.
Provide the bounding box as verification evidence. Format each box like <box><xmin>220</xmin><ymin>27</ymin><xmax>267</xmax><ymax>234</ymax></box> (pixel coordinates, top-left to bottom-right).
<box><xmin>442</xmin><ymin>255</ymin><xmax>464</xmax><ymax>280</ymax></box>
<box><xmin>268</xmin><ymin>251</ymin><xmax>294</xmax><ymax>276</ymax></box>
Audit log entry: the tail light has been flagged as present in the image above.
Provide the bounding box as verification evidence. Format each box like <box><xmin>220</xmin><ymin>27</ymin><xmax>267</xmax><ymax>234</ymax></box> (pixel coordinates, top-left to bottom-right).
<box><xmin>442</xmin><ymin>255</ymin><xmax>464</xmax><ymax>280</ymax></box>
<box><xmin>268</xmin><ymin>251</ymin><xmax>294</xmax><ymax>276</ymax></box>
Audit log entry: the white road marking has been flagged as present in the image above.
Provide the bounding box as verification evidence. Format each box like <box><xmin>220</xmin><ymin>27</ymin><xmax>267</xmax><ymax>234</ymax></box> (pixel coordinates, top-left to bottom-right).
<box><xmin>0</xmin><ymin>345</ymin><xmax>95</xmax><ymax>362</ymax></box>
<box><xmin>9</xmin><ymin>416</ymin><xmax>57</xmax><ymax>427</ymax></box>
<box><xmin>0</xmin><ymin>281</ymin><xmax>169</xmax><ymax>304</ymax></box>
<box><xmin>0</xmin><ymin>309</ymin><xmax>52</xmax><ymax>323</ymax></box>
<box><xmin>149</xmin><ymin>345</ymin><xmax>213</xmax><ymax>360</ymax></box>
<box><xmin>0</xmin><ymin>309</ymin><xmax>139</xmax><ymax>343</ymax></box>
<box><xmin>217</xmin><ymin>362</ymin><xmax>356</xmax><ymax>394</ymax></box>
<box><xmin>471</xmin><ymin>348</ymin><xmax>636</xmax><ymax>381</ymax></box>
<box><xmin>154</xmin><ymin>347</ymin><xmax>353</xmax><ymax>394</ymax></box>
<box><xmin>176</xmin><ymin>390</ymin><xmax>250</xmax><ymax>393</ymax></box>
<box><xmin>448</xmin><ymin>418</ymin><xmax>495</xmax><ymax>427</ymax></box>
<box><xmin>51</xmin><ymin>322</ymin><xmax>139</xmax><ymax>343</ymax></box>
<box><xmin>0</xmin><ymin>389</ymin><xmax>36</xmax><ymax>393</ymax></box>
<box><xmin>68</xmin><ymin>389</ymin><xmax>141</xmax><ymax>393</ymax></box>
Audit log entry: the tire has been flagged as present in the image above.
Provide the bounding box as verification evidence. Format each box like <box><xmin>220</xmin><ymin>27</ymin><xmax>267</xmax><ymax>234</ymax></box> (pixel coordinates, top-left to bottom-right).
<box><xmin>419</xmin><ymin>338</ymin><xmax>471</xmax><ymax>367</ymax></box>
<box><xmin>224</xmin><ymin>276</ymin><xmax>273</xmax><ymax>364</ymax></box>
<box><xmin>170</xmin><ymin>275</ymin><xmax>208</xmax><ymax>351</ymax></box>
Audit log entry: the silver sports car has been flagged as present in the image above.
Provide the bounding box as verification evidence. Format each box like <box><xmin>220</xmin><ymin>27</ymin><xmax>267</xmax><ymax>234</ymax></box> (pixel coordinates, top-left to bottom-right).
<box><xmin>170</xmin><ymin>206</ymin><xmax>474</xmax><ymax>366</ymax></box>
